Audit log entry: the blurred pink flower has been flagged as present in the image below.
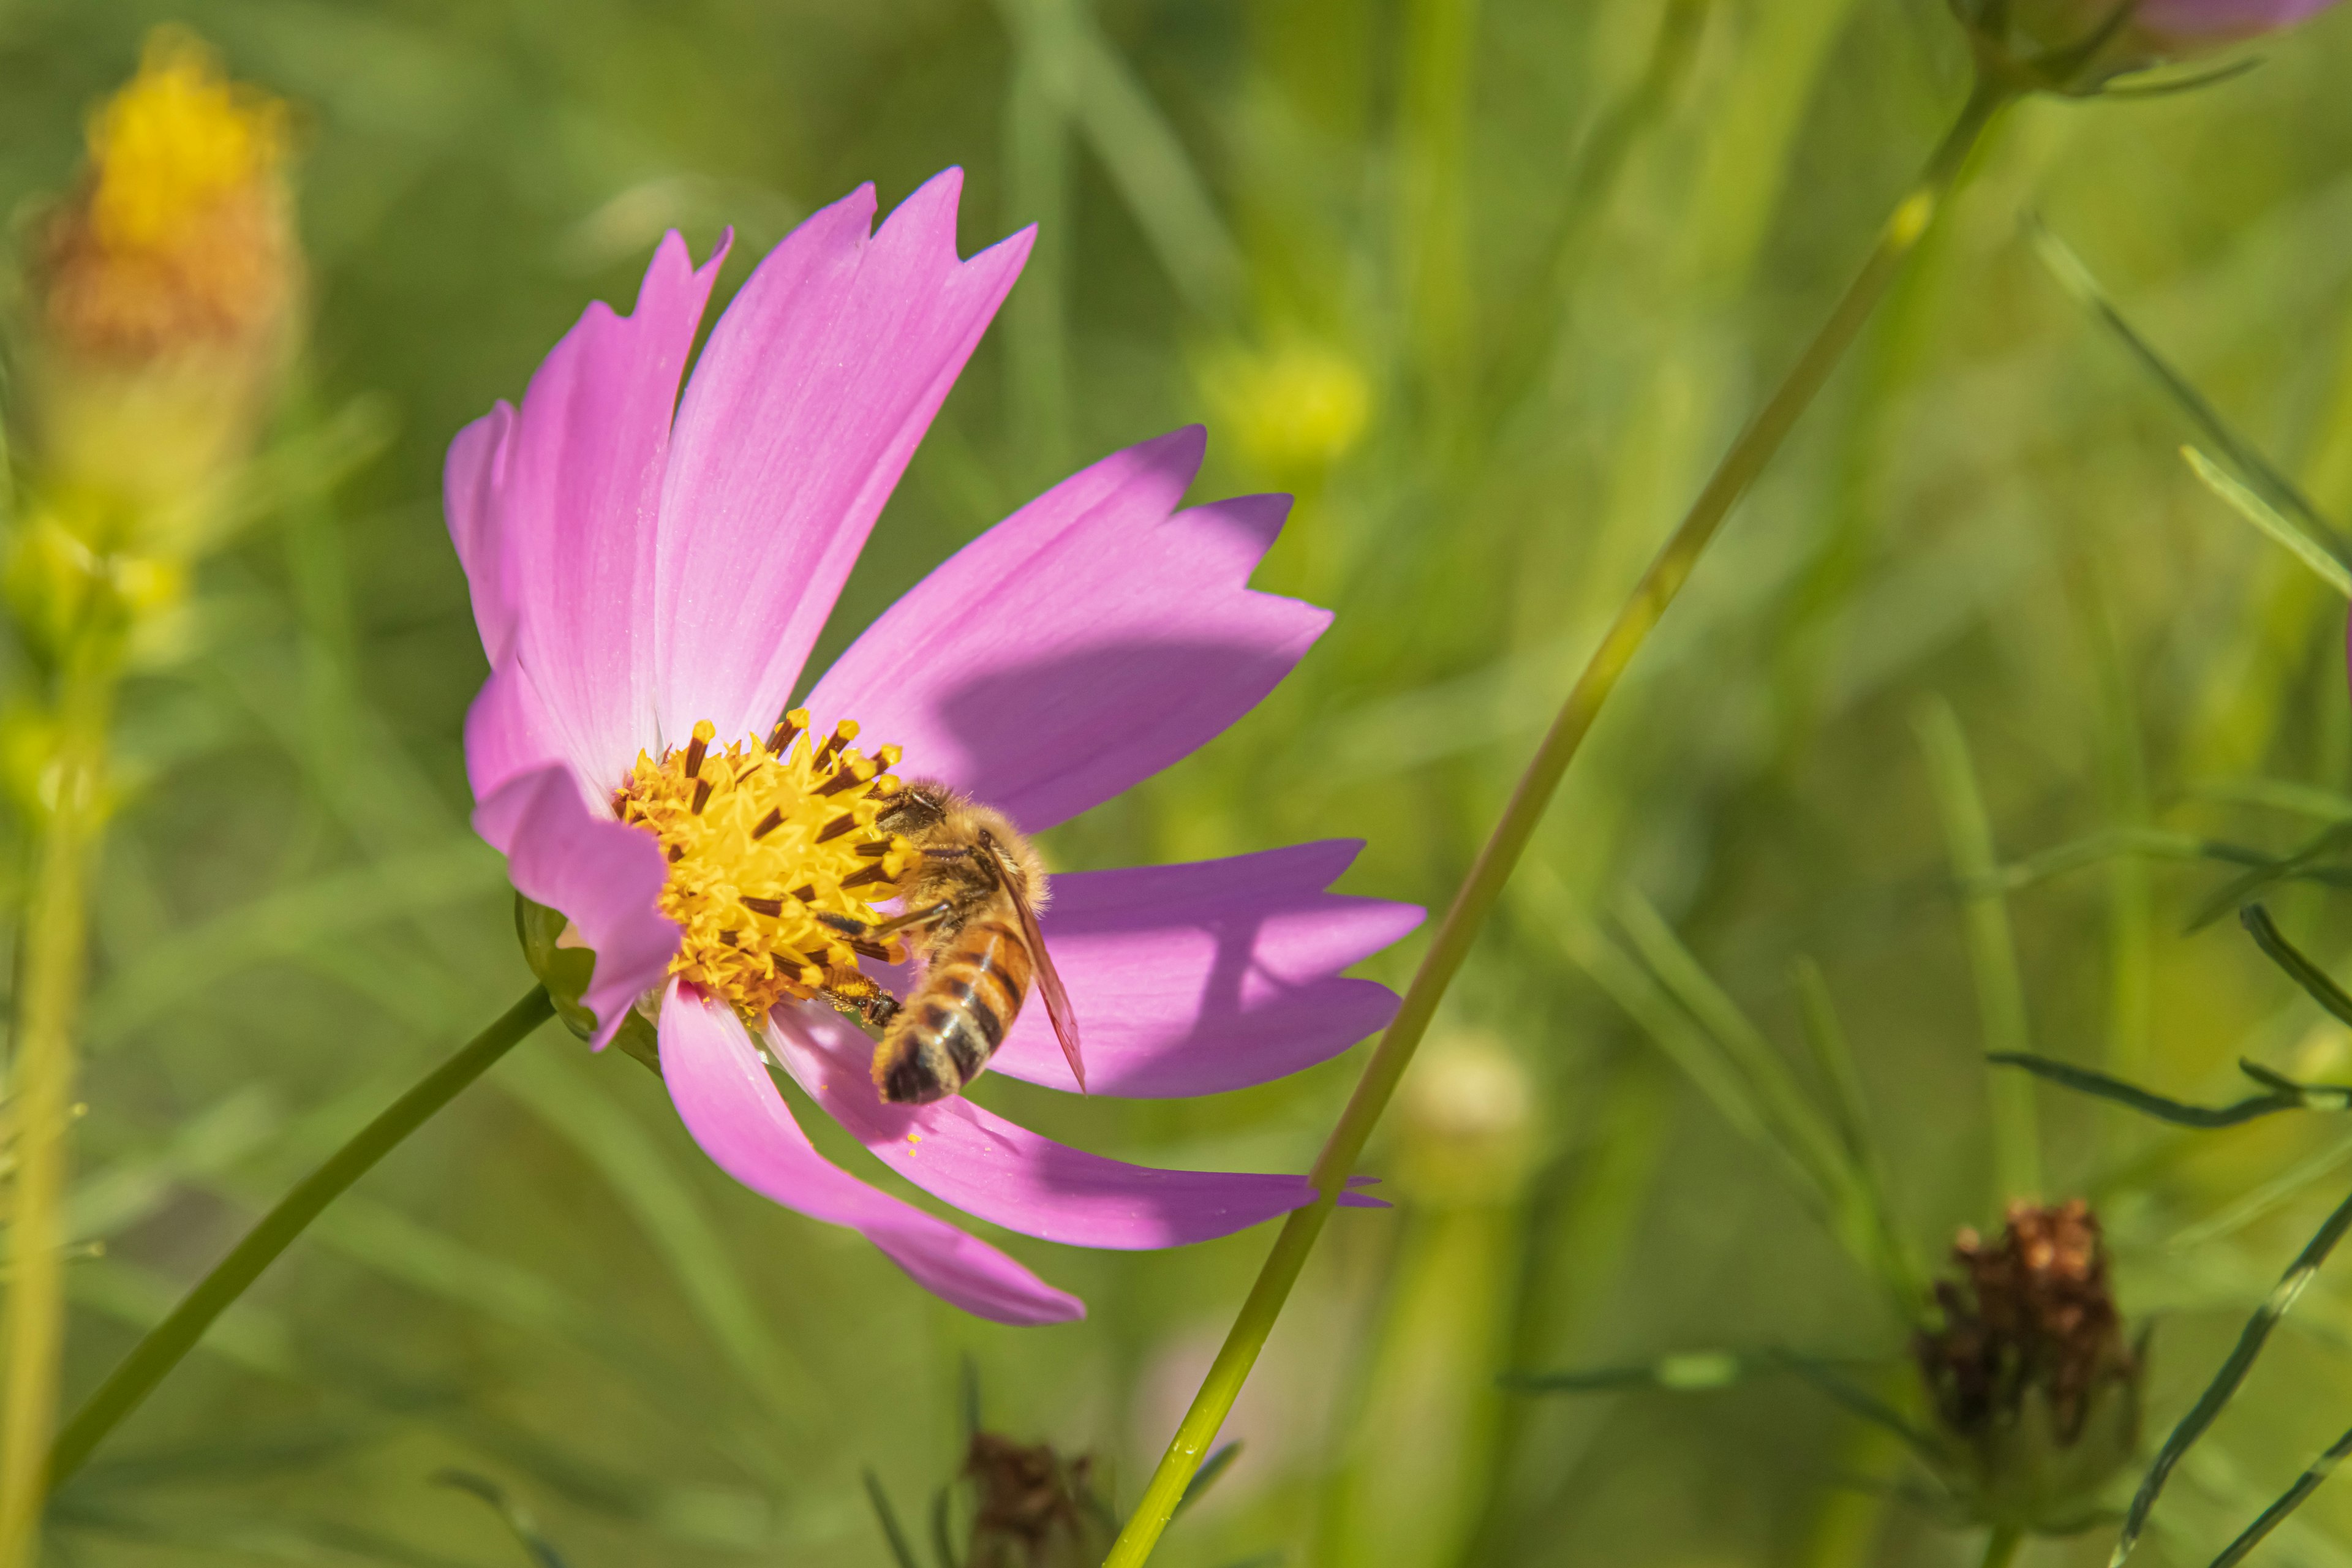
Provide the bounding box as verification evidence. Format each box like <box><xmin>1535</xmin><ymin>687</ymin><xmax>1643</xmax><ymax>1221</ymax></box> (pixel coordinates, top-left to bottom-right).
<box><xmin>448</xmin><ymin>170</ymin><xmax>1416</xmax><ymax>1325</ymax></box>
<box><xmin>2015</xmin><ymin>0</ymin><xmax>2340</xmax><ymax>58</ymax></box>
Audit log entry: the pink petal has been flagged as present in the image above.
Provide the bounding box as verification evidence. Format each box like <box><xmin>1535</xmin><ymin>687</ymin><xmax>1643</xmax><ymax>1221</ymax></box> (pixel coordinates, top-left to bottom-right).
<box><xmin>464</xmin><ymin>654</ymin><xmax>574</xmax><ymax>811</ymax></box>
<box><xmin>652</xmin><ymin>170</ymin><xmax>1033</xmax><ymax>745</ymax></box>
<box><xmin>769</xmin><ymin>1009</ymin><xmax>1373</xmax><ymax>1248</ymax></box>
<box><xmin>473</xmin><ymin>764</ymin><xmax>677</xmax><ymax>1047</ymax></box>
<box><xmin>445</xmin><ymin>403</ymin><xmax>516</xmax><ymax>663</ymax></box>
<box><xmin>987</xmin><ymin>842</ymin><xmax>1422</xmax><ymax>1098</ymax></box>
<box><xmin>495</xmin><ymin>231</ymin><xmax>726</xmax><ymax>784</ymax></box>
<box><xmin>807</xmin><ymin>428</ymin><xmax>1328</xmax><ymax>832</ymax></box>
<box><xmin>658</xmin><ymin>986</ymin><xmax>1082</xmax><ymax>1325</ymax></box>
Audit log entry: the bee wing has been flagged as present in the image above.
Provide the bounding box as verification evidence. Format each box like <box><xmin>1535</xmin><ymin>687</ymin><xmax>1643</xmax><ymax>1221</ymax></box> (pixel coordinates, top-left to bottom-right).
<box><xmin>1009</xmin><ymin>880</ymin><xmax>1085</xmax><ymax>1093</ymax></box>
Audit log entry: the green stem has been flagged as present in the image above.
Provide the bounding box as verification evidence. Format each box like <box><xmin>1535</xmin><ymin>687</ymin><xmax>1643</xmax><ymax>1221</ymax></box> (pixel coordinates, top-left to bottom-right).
<box><xmin>1101</xmin><ymin>73</ymin><xmax>2015</xmax><ymax>1568</ymax></box>
<box><xmin>0</xmin><ymin>629</ymin><xmax>119</xmax><ymax>1566</ymax></box>
<box><xmin>1981</xmin><ymin>1524</ymin><xmax>2025</xmax><ymax>1568</ymax></box>
<box><xmin>45</xmin><ymin>985</ymin><xmax>552</xmax><ymax>1488</ymax></box>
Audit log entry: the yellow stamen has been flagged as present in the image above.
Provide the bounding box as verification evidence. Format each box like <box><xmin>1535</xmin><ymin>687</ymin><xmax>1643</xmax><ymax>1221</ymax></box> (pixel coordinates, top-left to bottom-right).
<box><xmin>614</xmin><ymin>715</ymin><xmax>907</xmax><ymax>1018</ymax></box>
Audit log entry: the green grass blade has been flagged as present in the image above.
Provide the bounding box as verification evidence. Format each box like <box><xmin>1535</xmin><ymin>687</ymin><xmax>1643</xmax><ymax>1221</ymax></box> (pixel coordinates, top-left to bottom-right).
<box><xmin>2184</xmin><ymin>447</ymin><xmax>2352</xmax><ymax>598</ymax></box>
<box><xmin>862</xmin><ymin>1470</ymin><xmax>923</xmax><ymax>1568</ymax></box>
<box><xmin>1060</xmin><ymin>11</ymin><xmax>1242</xmax><ymax>320</ymax></box>
<box><xmin>494</xmin><ymin>1053</ymin><xmax>820</xmax><ymax>1431</ymax></box>
<box><xmin>1546</xmin><ymin>885</ymin><xmax>1824</xmax><ymax>1207</ymax></box>
<box><xmin>1792</xmin><ymin>958</ymin><xmax>1924</xmax><ymax>1308</ymax></box>
<box><xmin>2207</xmin><ymin>1422</ymin><xmax>2352</xmax><ymax>1567</ymax></box>
<box><xmin>930</xmin><ymin>1484</ymin><xmax>957</xmax><ymax>1568</ymax></box>
<box><xmin>2110</xmin><ymin>1185</ymin><xmax>2352</xmax><ymax>1566</ymax></box>
<box><xmin>2028</xmin><ymin>217</ymin><xmax>2352</xmax><ymax>567</ymax></box>
<box><xmin>1175</xmin><ymin>1442</ymin><xmax>1242</xmax><ymax>1517</ymax></box>
<box><xmin>1916</xmin><ymin>698</ymin><xmax>2041</xmax><ymax>1200</ymax></box>
<box><xmin>1614</xmin><ymin>892</ymin><xmax>1854</xmax><ymax>1204</ymax></box>
<box><xmin>2170</xmin><ymin>1133</ymin><xmax>2352</xmax><ymax>1250</ymax></box>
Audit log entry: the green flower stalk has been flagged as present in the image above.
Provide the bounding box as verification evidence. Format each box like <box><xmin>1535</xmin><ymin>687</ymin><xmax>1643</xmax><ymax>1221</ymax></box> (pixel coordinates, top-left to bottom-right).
<box><xmin>0</xmin><ymin>34</ymin><xmax>295</xmax><ymax>1564</ymax></box>
<box><xmin>1101</xmin><ymin>62</ymin><xmax>2019</xmax><ymax>1568</ymax></box>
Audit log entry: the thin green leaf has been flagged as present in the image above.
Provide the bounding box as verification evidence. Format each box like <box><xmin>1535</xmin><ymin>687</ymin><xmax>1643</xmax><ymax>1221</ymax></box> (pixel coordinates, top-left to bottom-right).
<box><xmin>2111</xmin><ymin>1185</ymin><xmax>2352</xmax><ymax>1566</ymax></box>
<box><xmin>1543</xmin><ymin>883</ymin><xmax>1823</xmax><ymax>1207</ymax></box>
<box><xmin>1505</xmin><ymin>1349</ymin><xmax>1932</xmax><ymax>1453</ymax></box>
<box><xmin>1987</xmin><ymin>1054</ymin><xmax>2304</xmax><ymax>1128</ymax></box>
<box><xmin>864</xmin><ymin>1471</ymin><xmax>924</xmax><ymax>1568</ymax></box>
<box><xmin>1916</xmin><ymin>698</ymin><xmax>2041</xmax><ymax>1200</ymax></box>
<box><xmin>1981</xmin><ymin>827</ymin><xmax>2273</xmax><ymax>895</ymax></box>
<box><xmin>2242</xmin><ymin>905</ymin><xmax>2352</xmax><ymax>1037</ymax></box>
<box><xmin>2184</xmin><ymin>447</ymin><xmax>2352</xmax><ymax>598</ymax></box>
<box><xmin>1614</xmin><ymin>892</ymin><xmax>1856</xmax><ymax>1207</ymax></box>
<box><xmin>431</xmin><ymin>1470</ymin><xmax>570</xmax><ymax>1568</ymax></box>
<box><xmin>1791</xmin><ymin>957</ymin><xmax>1920</xmax><ymax>1307</ymax></box>
<box><xmin>930</xmin><ymin>1483</ymin><xmax>958</xmax><ymax>1568</ymax></box>
<box><xmin>2192</xmin><ymin>824</ymin><xmax>2352</xmax><ymax>929</ymax></box>
<box><xmin>2096</xmin><ymin>56</ymin><xmax>2263</xmax><ymax>98</ymax></box>
<box><xmin>1175</xmin><ymin>1442</ymin><xmax>1242</xmax><ymax>1517</ymax></box>
<box><xmin>495</xmin><ymin>1053</ymin><xmax>821</xmax><ymax>1430</ymax></box>
<box><xmin>2209</xmin><ymin>1422</ymin><xmax>2352</xmax><ymax>1567</ymax></box>
<box><xmin>2169</xmin><ymin>1131</ymin><xmax>2352</xmax><ymax>1250</ymax></box>
<box><xmin>960</xmin><ymin>1354</ymin><xmax>982</xmax><ymax>1445</ymax></box>
<box><xmin>2028</xmin><ymin>217</ymin><xmax>2352</xmax><ymax>568</ymax></box>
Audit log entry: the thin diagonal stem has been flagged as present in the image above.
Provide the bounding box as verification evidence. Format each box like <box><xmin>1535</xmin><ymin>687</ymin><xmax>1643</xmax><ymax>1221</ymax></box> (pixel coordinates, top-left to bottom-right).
<box><xmin>2110</xmin><ymin>1182</ymin><xmax>2352</xmax><ymax>1566</ymax></box>
<box><xmin>1101</xmin><ymin>72</ymin><xmax>2016</xmax><ymax>1567</ymax></box>
<box><xmin>46</xmin><ymin>985</ymin><xmax>553</xmax><ymax>1487</ymax></box>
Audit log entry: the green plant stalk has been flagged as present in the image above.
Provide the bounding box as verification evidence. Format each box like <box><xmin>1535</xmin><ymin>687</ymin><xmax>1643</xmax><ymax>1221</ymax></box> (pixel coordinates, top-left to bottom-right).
<box><xmin>0</xmin><ymin>628</ymin><xmax>121</xmax><ymax>1567</ymax></box>
<box><xmin>1102</xmin><ymin>73</ymin><xmax>2016</xmax><ymax>1567</ymax></box>
<box><xmin>45</xmin><ymin>984</ymin><xmax>552</xmax><ymax>1487</ymax></box>
<box><xmin>1981</xmin><ymin>1524</ymin><xmax>2024</xmax><ymax>1568</ymax></box>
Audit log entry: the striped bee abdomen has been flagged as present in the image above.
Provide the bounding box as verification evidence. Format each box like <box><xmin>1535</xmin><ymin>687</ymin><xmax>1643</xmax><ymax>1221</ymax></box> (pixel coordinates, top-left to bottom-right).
<box><xmin>871</xmin><ymin>909</ymin><xmax>1035</xmax><ymax>1104</ymax></box>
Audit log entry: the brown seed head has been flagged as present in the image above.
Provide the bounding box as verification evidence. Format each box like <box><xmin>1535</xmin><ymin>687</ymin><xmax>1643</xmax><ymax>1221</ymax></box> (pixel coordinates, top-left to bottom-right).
<box><xmin>1917</xmin><ymin>1199</ymin><xmax>2132</xmax><ymax>1445</ymax></box>
<box><xmin>963</xmin><ymin>1432</ymin><xmax>1109</xmax><ymax>1568</ymax></box>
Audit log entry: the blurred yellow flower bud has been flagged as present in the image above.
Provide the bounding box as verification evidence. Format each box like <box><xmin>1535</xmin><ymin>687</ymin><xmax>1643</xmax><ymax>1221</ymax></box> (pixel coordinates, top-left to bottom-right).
<box><xmin>1197</xmin><ymin>335</ymin><xmax>1373</xmax><ymax>481</ymax></box>
<box><xmin>1396</xmin><ymin>1031</ymin><xmax>1534</xmax><ymax>1207</ymax></box>
<box><xmin>18</xmin><ymin>29</ymin><xmax>299</xmax><ymax>574</ymax></box>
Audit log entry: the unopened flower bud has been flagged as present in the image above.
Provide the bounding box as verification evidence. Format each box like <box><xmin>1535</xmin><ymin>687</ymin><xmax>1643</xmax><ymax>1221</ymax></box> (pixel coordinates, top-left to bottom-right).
<box><xmin>1914</xmin><ymin>1200</ymin><xmax>2143</xmax><ymax>1534</ymax></box>
<box><xmin>18</xmin><ymin>29</ymin><xmax>300</xmax><ymax>570</ymax></box>
<box><xmin>1197</xmin><ymin>335</ymin><xmax>1373</xmax><ymax>480</ymax></box>
<box><xmin>1961</xmin><ymin>0</ymin><xmax>2342</xmax><ymax>88</ymax></box>
<box><xmin>962</xmin><ymin>1432</ymin><xmax>1116</xmax><ymax>1568</ymax></box>
<box><xmin>1396</xmin><ymin>1032</ymin><xmax>1534</xmax><ymax>1207</ymax></box>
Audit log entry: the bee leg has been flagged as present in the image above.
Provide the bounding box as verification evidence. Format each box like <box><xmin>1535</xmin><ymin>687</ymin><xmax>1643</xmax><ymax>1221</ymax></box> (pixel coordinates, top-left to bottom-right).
<box><xmin>816</xmin><ymin>900</ymin><xmax>955</xmax><ymax>942</ymax></box>
<box><xmin>816</xmin><ymin>969</ymin><xmax>901</xmax><ymax>1031</ymax></box>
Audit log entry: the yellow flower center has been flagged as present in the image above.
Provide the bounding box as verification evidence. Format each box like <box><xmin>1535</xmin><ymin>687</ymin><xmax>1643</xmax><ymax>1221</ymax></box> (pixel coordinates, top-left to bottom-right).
<box><xmin>612</xmin><ymin>709</ymin><xmax>918</xmax><ymax>1018</ymax></box>
<box><xmin>88</xmin><ymin>31</ymin><xmax>286</xmax><ymax>255</ymax></box>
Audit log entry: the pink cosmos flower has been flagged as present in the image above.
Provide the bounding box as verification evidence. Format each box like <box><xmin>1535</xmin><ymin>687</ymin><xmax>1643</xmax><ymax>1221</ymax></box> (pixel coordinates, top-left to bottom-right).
<box><xmin>448</xmin><ymin>170</ymin><xmax>1419</xmax><ymax>1325</ymax></box>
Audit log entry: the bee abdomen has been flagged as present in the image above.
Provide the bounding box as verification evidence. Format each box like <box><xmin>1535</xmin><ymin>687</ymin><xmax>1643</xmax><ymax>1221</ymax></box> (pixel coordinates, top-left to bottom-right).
<box><xmin>872</xmin><ymin>916</ymin><xmax>1034</xmax><ymax>1104</ymax></box>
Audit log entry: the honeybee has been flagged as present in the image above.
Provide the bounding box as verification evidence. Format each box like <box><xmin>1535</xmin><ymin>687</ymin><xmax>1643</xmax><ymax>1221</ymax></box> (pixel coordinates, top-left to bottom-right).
<box><xmin>815</xmin><ymin>780</ymin><xmax>1083</xmax><ymax>1104</ymax></box>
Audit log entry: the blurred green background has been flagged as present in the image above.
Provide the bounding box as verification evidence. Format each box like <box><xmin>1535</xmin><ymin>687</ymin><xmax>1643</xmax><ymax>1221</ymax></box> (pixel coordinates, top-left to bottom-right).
<box><xmin>15</xmin><ymin>0</ymin><xmax>2352</xmax><ymax>1562</ymax></box>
